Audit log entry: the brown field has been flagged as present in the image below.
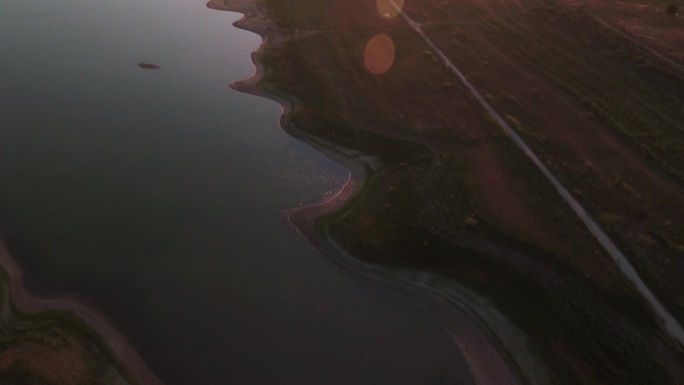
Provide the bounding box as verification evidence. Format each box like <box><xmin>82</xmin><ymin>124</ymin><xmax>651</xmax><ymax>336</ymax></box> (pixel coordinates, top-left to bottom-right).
<box><xmin>213</xmin><ymin>0</ymin><xmax>684</xmax><ymax>383</ymax></box>
<box><xmin>574</xmin><ymin>0</ymin><xmax>684</xmax><ymax>66</ymax></box>
<box><xmin>418</xmin><ymin>0</ymin><xmax>684</xmax><ymax>317</ymax></box>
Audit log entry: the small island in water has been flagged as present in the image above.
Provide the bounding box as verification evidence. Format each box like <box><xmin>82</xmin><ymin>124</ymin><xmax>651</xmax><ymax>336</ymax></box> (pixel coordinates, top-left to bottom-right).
<box><xmin>2</xmin><ymin>0</ymin><xmax>684</xmax><ymax>383</ymax></box>
<box><xmin>138</xmin><ymin>63</ymin><xmax>161</xmax><ymax>70</ymax></box>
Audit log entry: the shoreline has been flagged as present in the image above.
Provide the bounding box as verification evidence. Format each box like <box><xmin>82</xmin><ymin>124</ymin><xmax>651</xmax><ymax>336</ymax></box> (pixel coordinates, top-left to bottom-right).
<box><xmin>0</xmin><ymin>241</ymin><xmax>163</xmax><ymax>385</ymax></box>
<box><xmin>0</xmin><ymin>2</ymin><xmax>353</xmax><ymax>384</ymax></box>
<box><xmin>0</xmin><ymin>1</ymin><xmax>523</xmax><ymax>384</ymax></box>
<box><xmin>208</xmin><ymin>1</ymin><xmax>528</xmax><ymax>383</ymax></box>
<box><xmin>0</xmin><ymin>0</ymin><xmax>680</xmax><ymax>383</ymax></box>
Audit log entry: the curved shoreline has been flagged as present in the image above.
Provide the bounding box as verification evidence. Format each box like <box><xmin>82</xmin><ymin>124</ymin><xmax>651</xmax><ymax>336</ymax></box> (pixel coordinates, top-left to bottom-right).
<box><xmin>208</xmin><ymin>1</ymin><xmax>530</xmax><ymax>384</ymax></box>
<box><xmin>0</xmin><ymin>2</ymin><xmax>357</xmax><ymax>384</ymax></box>
<box><xmin>0</xmin><ymin>241</ymin><xmax>163</xmax><ymax>385</ymax></box>
<box><xmin>0</xmin><ymin>2</ymin><xmax>525</xmax><ymax>384</ymax></box>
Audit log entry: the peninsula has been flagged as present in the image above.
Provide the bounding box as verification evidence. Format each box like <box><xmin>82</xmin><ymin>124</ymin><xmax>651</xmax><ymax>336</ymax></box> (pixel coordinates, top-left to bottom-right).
<box><xmin>211</xmin><ymin>0</ymin><xmax>684</xmax><ymax>383</ymax></box>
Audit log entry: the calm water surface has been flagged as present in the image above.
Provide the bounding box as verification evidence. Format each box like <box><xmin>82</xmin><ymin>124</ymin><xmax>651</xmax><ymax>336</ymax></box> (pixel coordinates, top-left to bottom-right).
<box><xmin>0</xmin><ymin>0</ymin><xmax>472</xmax><ymax>383</ymax></box>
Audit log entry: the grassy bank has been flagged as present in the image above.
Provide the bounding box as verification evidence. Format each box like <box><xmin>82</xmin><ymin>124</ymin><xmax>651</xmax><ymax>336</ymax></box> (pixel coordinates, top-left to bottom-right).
<box><xmin>239</xmin><ymin>0</ymin><xmax>684</xmax><ymax>383</ymax></box>
<box><xmin>0</xmin><ymin>267</ymin><xmax>136</xmax><ymax>385</ymax></box>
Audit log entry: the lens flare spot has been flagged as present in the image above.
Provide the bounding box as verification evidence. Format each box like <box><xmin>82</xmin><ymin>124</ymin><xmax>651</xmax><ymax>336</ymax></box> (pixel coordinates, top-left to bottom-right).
<box><xmin>364</xmin><ymin>34</ymin><xmax>395</xmax><ymax>75</ymax></box>
<box><xmin>376</xmin><ymin>0</ymin><xmax>404</xmax><ymax>18</ymax></box>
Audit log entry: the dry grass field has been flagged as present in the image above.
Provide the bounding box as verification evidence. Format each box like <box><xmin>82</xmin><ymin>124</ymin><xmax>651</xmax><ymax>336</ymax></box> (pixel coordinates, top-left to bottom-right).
<box><xmin>215</xmin><ymin>0</ymin><xmax>684</xmax><ymax>383</ymax></box>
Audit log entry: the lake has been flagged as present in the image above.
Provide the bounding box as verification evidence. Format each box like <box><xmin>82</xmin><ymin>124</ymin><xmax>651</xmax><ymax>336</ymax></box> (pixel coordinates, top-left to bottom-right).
<box><xmin>0</xmin><ymin>0</ymin><xmax>473</xmax><ymax>383</ymax></box>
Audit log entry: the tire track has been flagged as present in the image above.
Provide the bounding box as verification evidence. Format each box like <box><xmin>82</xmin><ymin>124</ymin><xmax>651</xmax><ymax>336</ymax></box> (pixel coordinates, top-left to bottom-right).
<box><xmin>390</xmin><ymin>0</ymin><xmax>684</xmax><ymax>345</ymax></box>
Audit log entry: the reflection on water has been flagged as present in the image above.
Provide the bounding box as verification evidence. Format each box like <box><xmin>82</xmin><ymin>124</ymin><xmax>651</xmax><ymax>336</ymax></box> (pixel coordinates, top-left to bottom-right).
<box><xmin>364</xmin><ymin>34</ymin><xmax>395</xmax><ymax>75</ymax></box>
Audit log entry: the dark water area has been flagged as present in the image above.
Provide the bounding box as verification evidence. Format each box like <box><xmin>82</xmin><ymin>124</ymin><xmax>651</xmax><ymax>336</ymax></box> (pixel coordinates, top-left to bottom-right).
<box><xmin>0</xmin><ymin>0</ymin><xmax>473</xmax><ymax>383</ymax></box>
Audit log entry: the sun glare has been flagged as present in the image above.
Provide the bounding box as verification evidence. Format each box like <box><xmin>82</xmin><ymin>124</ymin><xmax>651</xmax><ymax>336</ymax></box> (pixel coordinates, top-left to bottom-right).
<box><xmin>364</xmin><ymin>34</ymin><xmax>396</xmax><ymax>75</ymax></box>
<box><xmin>376</xmin><ymin>0</ymin><xmax>404</xmax><ymax>19</ymax></box>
